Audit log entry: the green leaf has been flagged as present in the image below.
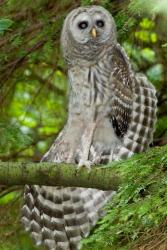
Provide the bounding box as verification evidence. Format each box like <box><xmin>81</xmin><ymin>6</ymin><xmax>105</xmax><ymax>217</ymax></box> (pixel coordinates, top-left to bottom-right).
<box><xmin>0</xmin><ymin>18</ymin><xmax>14</xmax><ymax>36</ymax></box>
<box><xmin>140</xmin><ymin>18</ymin><xmax>154</xmax><ymax>29</ymax></box>
<box><xmin>162</xmin><ymin>43</ymin><xmax>167</xmax><ymax>48</ymax></box>
<box><xmin>0</xmin><ymin>191</ymin><xmax>19</xmax><ymax>205</ymax></box>
<box><xmin>141</xmin><ymin>48</ymin><xmax>155</xmax><ymax>63</ymax></box>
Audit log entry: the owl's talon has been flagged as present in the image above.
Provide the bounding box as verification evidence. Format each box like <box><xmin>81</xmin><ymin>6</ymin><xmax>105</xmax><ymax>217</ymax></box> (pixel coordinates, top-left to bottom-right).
<box><xmin>77</xmin><ymin>160</ymin><xmax>93</xmax><ymax>172</ymax></box>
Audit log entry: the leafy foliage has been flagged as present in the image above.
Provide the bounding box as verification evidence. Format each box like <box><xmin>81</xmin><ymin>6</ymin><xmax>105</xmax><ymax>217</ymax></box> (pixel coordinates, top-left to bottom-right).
<box><xmin>0</xmin><ymin>122</ymin><xmax>32</xmax><ymax>157</ymax></box>
<box><xmin>0</xmin><ymin>18</ymin><xmax>14</xmax><ymax>36</ymax></box>
<box><xmin>82</xmin><ymin>146</ymin><xmax>167</xmax><ymax>249</ymax></box>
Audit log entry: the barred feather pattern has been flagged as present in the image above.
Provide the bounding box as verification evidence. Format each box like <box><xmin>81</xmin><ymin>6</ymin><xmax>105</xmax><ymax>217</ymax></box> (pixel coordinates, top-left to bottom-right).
<box><xmin>21</xmin><ymin>7</ymin><xmax>157</xmax><ymax>250</ymax></box>
<box><xmin>112</xmin><ymin>73</ymin><xmax>157</xmax><ymax>160</ymax></box>
<box><xmin>22</xmin><ymin>185</ymin><xmax>114</xmax><ymax>250</ymax></box>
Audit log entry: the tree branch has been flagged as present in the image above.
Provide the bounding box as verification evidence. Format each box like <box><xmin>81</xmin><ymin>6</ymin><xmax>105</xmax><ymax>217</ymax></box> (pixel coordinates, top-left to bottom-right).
<box><xmin>0</xmin><ymin>162</ymin><xmax>120</xmax><ymax>191</ymax></box>
<box><xmin>0</xmin><ymin>145</ymin><xmax>166</xmax><ymax>190</ymax></box>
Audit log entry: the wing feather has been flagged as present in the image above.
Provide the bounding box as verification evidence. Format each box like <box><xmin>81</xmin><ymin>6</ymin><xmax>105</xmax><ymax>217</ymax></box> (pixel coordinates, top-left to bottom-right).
<box><xmin>110</xmin><ymin>44</ymin><xmax>134</xmax><ymax>138</ymax></box>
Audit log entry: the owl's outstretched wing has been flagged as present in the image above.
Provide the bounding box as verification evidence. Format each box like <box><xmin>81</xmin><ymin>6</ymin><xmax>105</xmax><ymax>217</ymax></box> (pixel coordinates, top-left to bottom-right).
<box><xmin>109</xmin><ymin>44</ymin><xmax>157</xmax><ymax>160</ymax></box>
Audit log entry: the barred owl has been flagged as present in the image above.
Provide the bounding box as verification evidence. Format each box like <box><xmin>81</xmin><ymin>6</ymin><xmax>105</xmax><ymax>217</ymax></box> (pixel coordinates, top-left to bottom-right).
<box><xmin>22</xmin><ymin>5</ymin><xmax>157</xmax><ymax>250</ymax></box>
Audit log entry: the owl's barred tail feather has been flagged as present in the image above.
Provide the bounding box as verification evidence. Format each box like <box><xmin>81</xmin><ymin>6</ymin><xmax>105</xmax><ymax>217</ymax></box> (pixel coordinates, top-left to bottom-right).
<box><xmin>21</xmin><ymin>185</ymin><xmax>114</xmax><ymax>250</ymax></box>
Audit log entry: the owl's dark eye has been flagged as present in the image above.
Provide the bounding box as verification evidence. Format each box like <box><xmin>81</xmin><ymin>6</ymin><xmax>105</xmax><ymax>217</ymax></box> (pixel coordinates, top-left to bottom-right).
<box><xmin>96</xmin><ymin>20</ymin><xmax>105</xmax><ymax>28</ymax></box>
<box><xmin>78</xmin><ymin>21</ymin><xmax>89</xmax><ymax>29</ymax></box>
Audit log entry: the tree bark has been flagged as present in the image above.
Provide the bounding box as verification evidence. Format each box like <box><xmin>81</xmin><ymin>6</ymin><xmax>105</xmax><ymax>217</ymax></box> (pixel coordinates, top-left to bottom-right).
<box><xmin>0</xmin><ymin>145</ymin><xmax>166</xmax><ymax>190</ymax></box>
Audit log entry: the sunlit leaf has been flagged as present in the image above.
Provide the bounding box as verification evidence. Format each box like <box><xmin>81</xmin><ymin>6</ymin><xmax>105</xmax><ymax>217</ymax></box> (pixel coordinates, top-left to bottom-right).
<box><xmin>0</xmin><ymin>191</ymin><xmax>20</xmax><ymax>205</ymax></box>
<box><xmin>140</xmin><ymin>18</ymin><xmax>154</xmax><ymax>29</ymax></box>
<box><xmin>141</xmin><ymin>48</ymin><xmax>155</xmax><ymax>62</ymax></box>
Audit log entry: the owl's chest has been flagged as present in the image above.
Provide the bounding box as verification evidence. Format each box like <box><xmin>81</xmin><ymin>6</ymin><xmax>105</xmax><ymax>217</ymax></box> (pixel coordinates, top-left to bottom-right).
<box><xmin>69</xmin><ymin>65</ymin><xmax>112</xmax><ymax>118</ymax></box>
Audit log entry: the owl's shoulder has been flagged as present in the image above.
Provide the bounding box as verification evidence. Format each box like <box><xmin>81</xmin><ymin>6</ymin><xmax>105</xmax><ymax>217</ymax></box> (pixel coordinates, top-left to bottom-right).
<box><xmin>111</xmin><ymin>44</ymin><xmax>132</xmax><ymax>72</ymax></box>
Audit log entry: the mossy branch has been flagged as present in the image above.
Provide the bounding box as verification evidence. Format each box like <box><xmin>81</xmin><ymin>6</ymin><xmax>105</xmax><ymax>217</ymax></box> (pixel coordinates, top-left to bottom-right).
<box><xmin>0</xmin><ymin>145</ymin><xmax>167</xmax><ymax>190</ymax></box>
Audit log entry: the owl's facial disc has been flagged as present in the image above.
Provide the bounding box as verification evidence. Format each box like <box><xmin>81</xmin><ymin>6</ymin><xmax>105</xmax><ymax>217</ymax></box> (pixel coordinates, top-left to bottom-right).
<box><xmin>61</xmin><ymin>6</ymin><xmax>117</xmax><ymax>62</ymax></box>
<box><xmin>69</xmin><ymin>7</ymin><xmax>115</xmax><ymax>45</ymax></box>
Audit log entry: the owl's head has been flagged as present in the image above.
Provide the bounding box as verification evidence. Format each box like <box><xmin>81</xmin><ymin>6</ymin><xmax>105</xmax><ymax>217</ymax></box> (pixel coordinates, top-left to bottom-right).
<box><xmin>61</xmin><ymin>6</ymin><xmax>117</xmax><ymax>64</ymax></box>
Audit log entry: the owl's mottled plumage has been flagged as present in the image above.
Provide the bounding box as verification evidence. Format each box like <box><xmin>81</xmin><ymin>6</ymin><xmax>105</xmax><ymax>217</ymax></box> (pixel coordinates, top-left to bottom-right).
<box><xmin>22</xmin><ymin>5</ymin><xmax>157</xmax><ymax>250</ymax></box>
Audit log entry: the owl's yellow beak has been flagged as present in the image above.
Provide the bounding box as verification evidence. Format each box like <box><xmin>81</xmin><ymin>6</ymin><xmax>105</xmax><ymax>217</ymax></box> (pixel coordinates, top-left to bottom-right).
<box><xmin>91</xmin><ymin>27</ymin><xmax>97</xmax><ymax>38</ymax></box>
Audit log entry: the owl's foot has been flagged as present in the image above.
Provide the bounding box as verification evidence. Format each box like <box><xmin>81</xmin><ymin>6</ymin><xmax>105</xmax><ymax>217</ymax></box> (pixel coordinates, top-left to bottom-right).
<box><xmin>77</xmin><ymin>160</ymin><xmax>93</xmax><ymax>172</ymax></box>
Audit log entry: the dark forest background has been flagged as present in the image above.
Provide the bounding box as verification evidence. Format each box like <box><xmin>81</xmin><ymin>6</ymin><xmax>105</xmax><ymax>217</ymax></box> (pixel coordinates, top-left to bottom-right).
<box><xmin>0</xmin><ymin>0</ymin><xmax>167</xmax><ymax>249</ymax></box>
